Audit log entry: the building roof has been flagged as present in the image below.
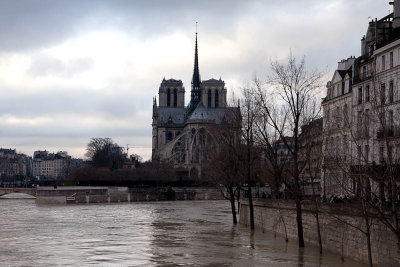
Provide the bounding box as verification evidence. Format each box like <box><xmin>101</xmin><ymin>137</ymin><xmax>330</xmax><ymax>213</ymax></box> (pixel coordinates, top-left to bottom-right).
<box><xmin>156</xmin><ymin>107</ymin><xmax>187</xmax><ymax>125</ymax></box>
<box><xmin>187</xmin><ymin>103</ymin><xmax>238</xmax><ymax>124</ymax></box>
<box><xmin>163</xmin><ymin>78</ymin><xmax>182</xmax><ymax>83</ymax></box>
<box><xmin>203</xmin><ymin>78</ymin><xmax>223</xmax><ymax>83</ymax></box>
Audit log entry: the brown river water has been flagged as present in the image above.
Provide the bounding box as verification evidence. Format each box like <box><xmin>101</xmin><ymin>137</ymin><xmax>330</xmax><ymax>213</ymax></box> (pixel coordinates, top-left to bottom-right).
<box><xmin>0</xmin><ymin>196</ymin><xmax>366</xmax><ymax>266</ymax></box>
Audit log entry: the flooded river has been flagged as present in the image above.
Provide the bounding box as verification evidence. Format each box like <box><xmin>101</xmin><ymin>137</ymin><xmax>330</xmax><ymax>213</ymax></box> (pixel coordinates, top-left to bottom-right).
<box><xmin>0</xmin><ymin>197</ymin><xmax>365</xmax><ymax>266</ymax></box>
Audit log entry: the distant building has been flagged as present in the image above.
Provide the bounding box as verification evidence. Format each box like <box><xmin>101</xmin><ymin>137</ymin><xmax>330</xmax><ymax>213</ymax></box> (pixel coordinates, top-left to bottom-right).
<box><xmin>151</xmin><ymin>32</ymin><xmax>239</xmax><ymax>178</ymax></box>
<box><xmin>32</xmin><ymin>150</ymin><xmax>71</xmax><ymax>179</ymax></box>
<box><xmin>299</xmin><ymin>118</ymin><xmax>323</xmax><ymax>197</ymax></box>
<box><xmin>0</xmin><ymin>148</ymin><xmax>30</xmax><ymax>186</ymax></box>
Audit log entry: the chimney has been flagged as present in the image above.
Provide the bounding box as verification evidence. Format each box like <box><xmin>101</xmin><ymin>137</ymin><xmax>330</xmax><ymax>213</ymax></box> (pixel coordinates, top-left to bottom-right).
<box><xmin>361</xmin><ymin>36</ymin><xmax>366</xmax><ymax>56</ymax></box>
<box><xmin>391</xmin><ymin>0</ymin><xmax>400</xmax><ymax>28</ymax></box>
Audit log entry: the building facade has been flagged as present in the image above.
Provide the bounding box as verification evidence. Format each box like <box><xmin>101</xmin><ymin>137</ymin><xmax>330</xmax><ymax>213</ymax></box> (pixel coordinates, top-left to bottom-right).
<box><xmin>321</xmin><ymin>58</ymin><xmax>354</xmax><ymax>198</ymax></box>
<box><xmin>152</xmin><ymin>33</ymin><xmax>237</xmax><ymax>178</ymax></box>
<box><xmin>32</xmin><ymin>150</ymin><xmax>71</xmax><ymax>179</ymax></box>
<box><xmin>322</xmin><ymin>0</ymin><xmax>400</xmax><ymax>199</ymax></box>
<box><xmin>0</xmin><ymin>148</ymin><xmax>29</xmax><ymax>178</ymax></box>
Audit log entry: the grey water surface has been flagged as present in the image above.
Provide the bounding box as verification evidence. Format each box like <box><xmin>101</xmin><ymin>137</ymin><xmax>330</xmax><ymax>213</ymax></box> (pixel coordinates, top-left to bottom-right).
<box><xmin>0</xmin><ymin>197</ymin><xmax>365</xmax><ymax>266</ymax></box>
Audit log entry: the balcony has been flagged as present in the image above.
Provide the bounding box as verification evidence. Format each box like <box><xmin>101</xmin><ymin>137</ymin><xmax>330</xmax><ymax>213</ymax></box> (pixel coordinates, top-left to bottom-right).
<box><xmin>353</xmin><ymin>72</ymin><xmax>372</xmax><ymax>84</ymax></box>
<box><xmin>377</xmin><ymin>128</ymin><xmax>395</xmax><ymax>139</ymax></box>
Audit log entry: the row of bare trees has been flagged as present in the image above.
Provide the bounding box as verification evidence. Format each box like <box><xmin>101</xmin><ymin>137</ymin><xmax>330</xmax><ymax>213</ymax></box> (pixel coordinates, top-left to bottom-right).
<box><xmin>206</xmin><ymin>53</ymin><xmax>325</xmax><ymax>250</ymax></box>
<box><xmin>208</xmin><ymin>52</ymin><xmax>400</xmax><ymax>266</ymax></box>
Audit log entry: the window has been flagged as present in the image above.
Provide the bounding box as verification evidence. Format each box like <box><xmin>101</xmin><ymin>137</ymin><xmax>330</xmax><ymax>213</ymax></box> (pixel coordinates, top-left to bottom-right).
<box><xmin>173</xmin><ymin>89</ymin><xmax>177</xmax><ymax>107</ymax></box>
<box><xmin>390</xmin><ymin>52</ymin><xmax>394</xmax><ymax>68</ymax></box>
<box><xmin>381</xmin><ymin>83</ymin><xmax>386</xmax><ymax>105</ymax></box>
<box><xmin>382</xmin><ymin>55</ymin><xmax>386</xmax><ymax>71</ymax></box>
<box><xmin>167</xmin><ymin>88</ymin><xmax>171</xmax><ymax>107</ymax></box>
<box><xmin>167</xmin><ymin>131</ymin><xmax>173</xmax><ymax>142</ymax></box>
<box><xmin>207</xmin><ymin>89</ymin><xmax>212</xmax><ymax>107</ymax></box>
<box><xmin>336</xmin><ymin>106</ymin><xmax>341</xmax><ymax>128</ymax></box>
<box><xmin>362</xmin><ymin>66</ymin><xmax>367</xmax><ymax>79</ymax></box>
<box><xmin>365</xmin><ymin>145</ymin><xmax>369</xmax><ymax>163</ymax></box>
<box><xmin>341</xmin><ymin>81</ymin><xmax>345</xmax><ymax>94</ymax></box>
<box><xmin>215</xmin><ymin>90</ymin><xmax>219</xmax><ymax>107</ymax></box>
<box><xmin>358</xmin><ymin>87</ymin><xmax>363</xmax><ymax>104</ymax></box>
<box><xmin>326</xmin><ymin>110</ymin><xmax>330</xmax><ymax>128</ymax></box>
<box><xmin>337</xmin><ymin>84</ymin><xmax>340</xmax><ymax>96</ymax></box>
<box><xmin>380</xmin><ymin>146</ymin><xmax>385</xmax><ymax>163</ymax></box>
<box><xmin>343</xmin><ymin>104</ymin><xmax>348</xmax><ymax>126</ymax></box>
<box><xmin>357</xmin><ymin>111</ymin><xmax>362</xmax><ymax>134</ymax></box>
<box><xmin>366</xmin><ymin>85</ymin><xmax>370</xmax><ymax>102</ymax></box>
<box><xmin>389</xmin><ymin>110</ymin><xmax>394</xmax><ymax>134</ymax></box>
<box><xmin>363</xmin><ymin>109</ymin><xmax>369</xmax><ymax>138</ymax></box>
<box><xmin>389</xmin><ymin>81</ymin><xmax>394</xmax><ymax>103</ymax></box>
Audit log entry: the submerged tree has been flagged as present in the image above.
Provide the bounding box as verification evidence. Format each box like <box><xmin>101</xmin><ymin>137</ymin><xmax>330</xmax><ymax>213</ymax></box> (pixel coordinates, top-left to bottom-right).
<box><xmin>205</xmin><ymin>115</ymin><xmax>242</xmax><ymax>223</ymax></box>
<box><xmin>239</xmin><ymin>84</ymin><xmax>263</xmax><ymax>230</ymax></box>
<box><xmin>255</xmin><ymin>53</ymin><xmax>324</xmax><ymax>247</ymax></box>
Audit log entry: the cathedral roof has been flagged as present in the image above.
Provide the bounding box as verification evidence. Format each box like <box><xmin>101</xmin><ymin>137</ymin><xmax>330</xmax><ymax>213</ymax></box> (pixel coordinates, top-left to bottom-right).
<box><xmin>156</xmin><ymin>107</ymin><xmax>187</xmax><ymax>125</ymax></box>
<box><xmin>164</xmin><ymin>78</ymin><xmax>182</xmax><ymax>83</ymax></box>
<box><xmin>203</xmin><ymin>78</ymin><xmax>223</xmax><ymax>83</ymax></box>
<box><xmin>186</xmin><ymin>103</ymin><xmax>237</xmax><ymax>124</ymax></box>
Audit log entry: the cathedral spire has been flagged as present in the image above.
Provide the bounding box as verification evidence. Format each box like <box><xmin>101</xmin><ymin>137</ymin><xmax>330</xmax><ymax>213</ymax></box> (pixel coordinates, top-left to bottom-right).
<box><xmin>192</xmin><ymin>24</ymin><xmax>201</xmax><ymax>89</ymax></box>
<box><xmin>190</xmin><ymin>23</ymin><xmax>202</xmax><ymax>105</ymax></box>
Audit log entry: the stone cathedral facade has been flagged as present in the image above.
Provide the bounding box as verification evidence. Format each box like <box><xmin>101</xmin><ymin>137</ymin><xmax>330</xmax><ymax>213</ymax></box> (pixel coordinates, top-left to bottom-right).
<box><xmin>152</xmin><ymin>33</ymin><xmax>237</xmax><ymax>178</ymax></box>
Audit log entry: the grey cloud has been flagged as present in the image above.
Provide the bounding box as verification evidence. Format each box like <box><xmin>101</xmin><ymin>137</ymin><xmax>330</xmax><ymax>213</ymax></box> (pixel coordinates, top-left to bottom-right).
<box><xmin>0</xmin><ymin>0</ymin><xmax>393</xmax><ymax>159</ymax></box>
<box><xmin>0</xmin><ymin>86</ymin><xmax>148</xmax><ymax>118</ymax></box>
<box><xmin>0</xmin><ymin>0</ymin><xmax>270</xmax><ymax>51</ymax></box>
<box><xmin>27</xmin><ymin>54</ymin><xmax>94</xmax><ymax>77</ymax></box>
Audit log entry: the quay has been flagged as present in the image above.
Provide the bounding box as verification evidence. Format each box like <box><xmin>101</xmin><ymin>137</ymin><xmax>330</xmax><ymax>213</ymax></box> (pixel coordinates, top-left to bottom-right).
<box><xmin>35</xmin><ymin>186</ymin><xmax>223</xmax><ymax>204</ymax></box>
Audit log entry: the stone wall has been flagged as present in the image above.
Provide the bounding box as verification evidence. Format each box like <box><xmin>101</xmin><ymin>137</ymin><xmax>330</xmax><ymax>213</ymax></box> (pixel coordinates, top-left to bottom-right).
<box><xmin>36</xmin><ymin>186</ymin><xmax>224</xmax><ymax>204</ymax></box>
<box><xmin>239</xmin><ymin>200</ymin><xmax>399</xmax><ymax>267</ymax></box>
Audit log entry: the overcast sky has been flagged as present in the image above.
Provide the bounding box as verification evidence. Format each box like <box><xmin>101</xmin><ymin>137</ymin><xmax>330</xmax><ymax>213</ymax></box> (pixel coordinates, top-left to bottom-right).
<box><xmin>0</xmin><ymin>0</ymin><xmax>390</xmax><ymax>160</ymax></box>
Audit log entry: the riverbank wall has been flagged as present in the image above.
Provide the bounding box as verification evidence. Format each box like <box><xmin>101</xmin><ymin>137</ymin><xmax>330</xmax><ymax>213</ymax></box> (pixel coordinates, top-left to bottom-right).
<box><xmin>239</xmin><ymin>200</ymin><xmax>399</xmax><ymax>267</ymax></box>
<box><xmin>36</xmin><ymin>186</ymin><xmax>223</xmax><ymax>204</ymax></box>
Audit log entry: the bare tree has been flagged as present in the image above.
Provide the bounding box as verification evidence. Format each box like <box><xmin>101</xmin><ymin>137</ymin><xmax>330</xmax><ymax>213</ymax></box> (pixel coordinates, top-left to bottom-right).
<box><xmin>299</xmin><ymin>119</ymin><xmax>324</xmax><ymax>253</ymax></box>
<box><xmin>205</xmin><ymin>119</ymin><xmax>242</xmax><ymax>224</ymax></box>
<box><xmin>240</xmin><ymin>84</ymin><xmax>261</xmax><ymax>230</ymax></box>
<box><xmin>255</xmin><ymin>53</ymin><xmax>324</xmax><ymax>247</ymax></box>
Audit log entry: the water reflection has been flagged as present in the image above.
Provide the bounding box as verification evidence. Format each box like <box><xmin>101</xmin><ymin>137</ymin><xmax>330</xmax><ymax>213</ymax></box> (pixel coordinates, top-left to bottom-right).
<box><xmin>0</xmin><ymin>199</ymin><xmax>365</xmax><ymax>266</ymax></box>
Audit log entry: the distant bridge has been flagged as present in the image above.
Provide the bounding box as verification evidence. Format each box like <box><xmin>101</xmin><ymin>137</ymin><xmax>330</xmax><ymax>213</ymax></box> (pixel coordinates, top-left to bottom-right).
<box><xmin>0</xmin><ymin>188</ymin><xmax>36</xmax><ymax>197</ymax></box>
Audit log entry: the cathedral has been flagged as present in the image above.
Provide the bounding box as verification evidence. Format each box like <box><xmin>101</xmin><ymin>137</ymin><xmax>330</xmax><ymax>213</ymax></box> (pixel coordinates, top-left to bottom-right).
<box><xmin>152</xmin><ymin>32</ymin><xmax>238</xmax><ymax>178</ymax></box>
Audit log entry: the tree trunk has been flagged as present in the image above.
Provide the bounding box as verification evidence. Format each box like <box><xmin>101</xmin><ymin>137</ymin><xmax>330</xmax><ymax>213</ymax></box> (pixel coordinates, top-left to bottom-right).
<box><xmin>294</xmin><ymin>158</ymin><xmax>305</xmax><ymax>247</ymax></box>
<box><xmin>366</xmin><ymin>225</ymin><xmax>373</xmax><ymax>267</ymax></box>
<box><xmin>390</xmin><ymin>178</ymin><xmax>400</xmax><ymax>255</ymax></box>
<box><xmin>247</xmin><ymin>138</ymin><xmax>255</xmax><ymax>230</ymax></box>
<box><xmin>312</xmin><ymin>181</ymin><xmax>322</xmax><ymax>253</ymax></box>
<box><xmin>316</xmin><ymin>209</ymin><xmax>322</xmax><ymax>254</ymax></box>
<box><xmin>237</xmin><ymin>187</ymin><xmax>241</xmax><ymax>214</ymax></box>
<box><xmin>229</xmin><ymin>185</ymin><xmax>237</xmax><ymax>224</ymax></box>
<box><xmin>295</xmin><ymin>191</ymin><xmax>305</xmax><ymax>247</ymax></box>
<box><xmin>248</xmin><ymin>185</ymin><xmax>255</xmax><ymax>230</ymax></box>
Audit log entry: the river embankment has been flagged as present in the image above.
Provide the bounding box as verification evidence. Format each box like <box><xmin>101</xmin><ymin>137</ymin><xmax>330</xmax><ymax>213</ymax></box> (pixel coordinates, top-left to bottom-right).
<box><xmin>36</xmin><ymin>186</ymin><xmax>224</xmax><ymax>204</ymax></box>
<box><xmin>239</xmin><ymin>199</ymin><xmax>399</xmax><ymax>267</ymax></box>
